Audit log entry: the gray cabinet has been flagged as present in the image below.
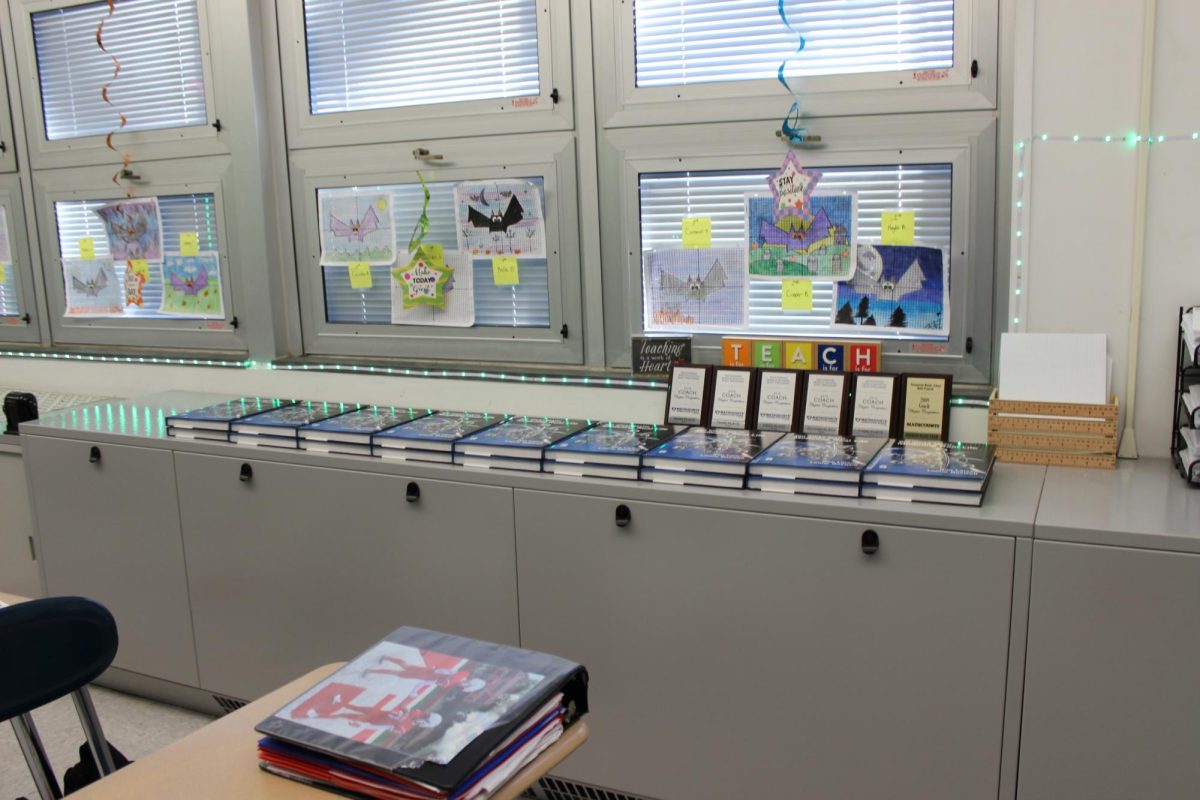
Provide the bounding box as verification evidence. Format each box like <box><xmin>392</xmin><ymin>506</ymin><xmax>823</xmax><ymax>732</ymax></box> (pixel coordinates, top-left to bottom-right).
<box><xmin>175</xmin><ymin>453</ymin><xmax>520</xmax><ymax>701</ymax></box>
<box><xmin>22</xmin><ymin>436</ymin><xmax>199</xmax><ymax>685</ymax></box>
<box><xmin>1019</xmin><ymin>541</ymin><xmax>1200</xmax><ymax>800</ymax></box>
<box><xmin>515</xmin><ymin>490</ymin><xmax>1015</xmax><ymax>800</ymax></box>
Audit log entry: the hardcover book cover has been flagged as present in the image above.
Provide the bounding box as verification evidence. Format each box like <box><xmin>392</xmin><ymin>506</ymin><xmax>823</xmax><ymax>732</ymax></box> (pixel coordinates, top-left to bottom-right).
<box><xmin>863</xmin><ymin>440</ymin><xmax>995</xmax><ymax>490</ymax></box>
<box><xmin>232</xmin><ymin>401</ymin><xmax>364</xmax><ymax>436</ymax></box>
<box><xmin>455</xmin><ymin>417</ymin><xmax>593</xmax><ymax>456</ymax></box>
<box><xmin>166</xmin><ymin>397</ymin><xmax>296</xmax><ymax>432</ymax></box>
<box><xmin>300</xmin><ymin>406</ymin><xmax>431</xmax><ymax>442</ymax></box>
<box><xmin>749</xmin><ymin>434</ymin><xmax>889</xmax><ymax>482</ymax></box>
<box><xmin>372</xmin><ymin>412</ymin><xmax>505</xmax><ymax>452</ymax></box>
<box><xmin>545</xmin><ymin>423</ymin><xmax>679</xmax><ymax>467</ymax></box>
<box><xmin>642</xmin><ymin>427</ymin><xmax>783</xmax><ymax>474</ymax></box>
<box><xmin>255</xmin><ymin>626</ymin><xmax>588</xmax><ymax>790</ymax></box>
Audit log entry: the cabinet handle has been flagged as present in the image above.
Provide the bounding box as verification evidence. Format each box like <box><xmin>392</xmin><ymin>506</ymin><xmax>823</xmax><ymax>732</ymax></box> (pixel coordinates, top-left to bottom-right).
<box><xmin>406</xmin><ymin>482</ymin><xmax>420</xmax><ymax>503</ymax></box>
<box><xmin>88</xmin><ymin>446</ymin><xmax>101</xmax><ymax>464</ymax></box>
<box><xmin>861</xmin><ymin>529</ymin><xmax>880</xmax><ymax>555</ymax></box>
<box><xmin>615</xmin><ymin>504</ymin><xmax>632</xmax><ymax>528</ymax></box>
<box><xmin>239</xmin><ymin>463</ymin><xmax>253</xmax><ymax>483</ymax></box>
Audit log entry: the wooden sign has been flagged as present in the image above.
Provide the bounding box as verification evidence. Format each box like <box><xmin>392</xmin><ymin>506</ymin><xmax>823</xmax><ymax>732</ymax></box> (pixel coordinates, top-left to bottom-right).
<box><xmin>632</xmin><ymin>336</ymin><xmax>691</xmax><ymax>377</ymax></box>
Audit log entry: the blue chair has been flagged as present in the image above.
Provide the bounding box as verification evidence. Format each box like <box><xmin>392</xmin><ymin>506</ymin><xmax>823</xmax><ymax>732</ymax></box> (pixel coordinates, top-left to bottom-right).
<box><xmin>0</xmin><ymin>596</ymin><xmax>119</xmax><ymax>800</ymax></box>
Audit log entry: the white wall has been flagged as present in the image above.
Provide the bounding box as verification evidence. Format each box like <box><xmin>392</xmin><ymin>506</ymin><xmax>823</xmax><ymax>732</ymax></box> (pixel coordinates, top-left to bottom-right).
<box><xmin>1014</xmin><ymin>0</ymin><xmax>1199</xmax><ymax>455</ymax></box>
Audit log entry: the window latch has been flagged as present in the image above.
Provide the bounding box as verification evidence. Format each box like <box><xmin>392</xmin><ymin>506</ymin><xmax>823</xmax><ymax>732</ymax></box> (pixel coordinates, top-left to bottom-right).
<box><xmin>20</xmin><ymin>313</ymin><xmax>30</xmax><ymax>324</ymax></box>
<box><xmin>412</xmin><ymin>148</ymin><xmax>443</xmax><ymax>162</ymax></box>
<box><xmin>965</xmin><ymin>336</ymin><xmax>974</xmax><ymax>354</ymax></box>
<box><xmin>0</xmin><ymin>141</ymin><xmax>6</xmax><ymax>153</ymax></box>
<box><xmin>119</xmin><ymin>167</ymin><xmax>142</xmax><ymax>181</ymax></box>
<box><xmin>230</xmin><ymin>316</ymin><xmax>239</xmax><ymax>330</ymax></box>
<box><xmin>550</xmin><ymin>88</ymin><xmax>560</xmax><ymax>104</ymax></box>
<box><xmin>560</xmin><ymin>324</ymin><xmax>568</xmax><ymax>339</ymax></box>
<box><xmin>212</xmin><ymin>119</ymin><xmax>223</xmax><ymax>132</ymax></box>
<box><xmin>971</xmin><ymin>60</ymin><xmax>979</xmax><ymax>78</ymax></box>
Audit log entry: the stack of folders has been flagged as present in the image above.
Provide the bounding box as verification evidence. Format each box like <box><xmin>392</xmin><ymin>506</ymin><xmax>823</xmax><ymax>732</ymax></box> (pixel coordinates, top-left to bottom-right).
<box><xmin>543</xmin><ymin>423</ymin><xmax>679</xmax><ymax>480</ymax></box>
<box><xmin>1179</xmin><ymin>425</ymin><xmax>1200</xmax><ymax>476</ymax></box>
<box><xmin>641</xmin><ymin>427</ymin><xmax>783</xmax><ymax>489</ymax></box>
<box><xmin>255</xmin><ymin>626</ymin><xmax>589</xmax><ymax>800</ymax></box>
<box><xmin>860</xmin><ymin>440</ymin><xmax>997</xmax><ymax>506</ymax></box>
<box><xmin>1183</xmin><ymin>307</ymin><xmax>1199</xmax><ymax>362</ymax></box>
<box><xmin>747</xmin><ymin>434</ymin><xmax>889</xmax><ymax>497</ymax></box>
<box><xmin>454</xmin><ymin>417</ymin><xmax>593</xmax><ymax>472</ymax></box>
<box><xmin>298</xmin><ymin>406</ymin><xmax>431</xmax><ymax>457</ymax></box>
<box><xmin>165</xmin><ymin>397</ymin><xmax>295</xmax><ymax>442</ymax></box>
<box><xmin>230</xmin><ymin>401</ymin><xmax>363</xmax><ymax>449</ymax></box>
<box><xmin>372</xmin><ymin>412</ymin><xmax>505</xmax><ymax>464</ymax></box>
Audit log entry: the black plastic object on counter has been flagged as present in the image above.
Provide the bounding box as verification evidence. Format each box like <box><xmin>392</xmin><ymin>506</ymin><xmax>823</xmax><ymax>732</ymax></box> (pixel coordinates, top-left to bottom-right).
<box><xmin>3</xmin><ymin>391</ymin><xmax>37</xmax><ymax>434</ymax></box>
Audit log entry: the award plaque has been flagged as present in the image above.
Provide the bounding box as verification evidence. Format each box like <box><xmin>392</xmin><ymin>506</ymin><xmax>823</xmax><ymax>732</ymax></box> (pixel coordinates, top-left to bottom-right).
<box><xmin>753</xmin><ymin>369</ymin><xmax>802</xmax><ymax>432</ymax></box>
<box><xmin>899</xmin><ymin>373</ymin><xmax>953</xmax><ymax>441</ymax></box>
<box><xmin>664</xmin><ymin>364</ymin><xmax>713</xmax><ymax>426</ymax></box>
<box><xmin>800</xmin><ymin>372</ymin><xmax>851</xmax><ymax>435</ymax></box>
<box><xmin>850</xmin><ymin>373</ymin><xmax>900</xmax><ymax>437</ymax></box>
<box><xmin>708</xmin><ymin>367</ymin><xmax>757</xmax><ymax>429</ymax></box>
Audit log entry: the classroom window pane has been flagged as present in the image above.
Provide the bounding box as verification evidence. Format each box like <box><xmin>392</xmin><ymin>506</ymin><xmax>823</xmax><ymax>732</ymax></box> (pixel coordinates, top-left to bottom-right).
<box><xmin>32</xmin><ymin>0</ymin><xmax>208</xmax><ymax>140</ymax></box>
<box><xmin>634</xmin><ymin>0</ymin><xmax>954</xmax><ymax>88</ymax></box>
<box><xmin>304</xmin><ymin>0</ymin><xmax>541</xmax><ymax>115</ymax></box>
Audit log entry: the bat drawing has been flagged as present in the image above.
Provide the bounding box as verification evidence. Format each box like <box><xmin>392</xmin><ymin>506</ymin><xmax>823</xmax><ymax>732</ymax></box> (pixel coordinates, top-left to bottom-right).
<box><xmin>659</xmin><ymin>258</ymin><xmax>727</xmax><ymax>302</ymax></box>
<box><xmin>95</xmin><ymin>200</ymin><xmax>161</xmax><ymax>259</ymax></box>
<box><xmin>758</xmin><ymin>206</ymin><xmax>832</xmax><ymax>251</ymax></box>
<box><xmin>329</xmin><ymin>205</ymin><xmax>381</xmax><ymax>242</ymax></box>
<box><xmin>467</xmin><ymin>188</ymin><xmax>524</xmax><ymax>233</ymax></box>
<box><xmin>71</xmin><ymin>267</ymin><xmax>110</xmax><ymax>297</ymax></box>
<box><xmin>170</xmin><ymin>267</ymin><xmax>209</xmax><ymax>296</ymax></box>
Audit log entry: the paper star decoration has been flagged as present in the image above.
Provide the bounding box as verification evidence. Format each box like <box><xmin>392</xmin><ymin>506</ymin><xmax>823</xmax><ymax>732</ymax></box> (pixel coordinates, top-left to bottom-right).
<box><xmin>768</xmin><ymin>151</ymin><xmax>821</xmax><ymax>223</ymax></box>
<box><xmin>392</xmin><ymin>256</ymin><xmax>452</xmax><ymax>309</ymax></box>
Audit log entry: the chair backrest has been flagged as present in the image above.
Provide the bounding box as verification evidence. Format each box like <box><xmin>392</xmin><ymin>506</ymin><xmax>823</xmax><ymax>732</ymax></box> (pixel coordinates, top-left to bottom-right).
<box><xmin>0</xmin><ymin>596</ymin><xmax>119</xmax><ymax>721</ymax></box>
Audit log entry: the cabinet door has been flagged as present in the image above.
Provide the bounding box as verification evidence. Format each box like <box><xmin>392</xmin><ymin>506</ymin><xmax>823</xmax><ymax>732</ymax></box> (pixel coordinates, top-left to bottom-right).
<box><xmin>23</xmin><ymin>437</ymin><xmax>199</xmax><ymax>685</ymax></box>
<box><xmin>176</xmin><ymin>453</ymin><xmax>519</xmax><ymax>700</ymax></box>
<box><xmin>0</xmin><ymin>451</ymin><xmax>40</xmax><ymax>598</ymax></box>
<box><xmin>1019</xmin><ymin>541</ymin><xmax>1200</xmax><ymax>800</ymax></box>
<box><xmin>515</xmin><ymin>490</ymin><xmax>1015</xmax><ymax>800</ymax></box>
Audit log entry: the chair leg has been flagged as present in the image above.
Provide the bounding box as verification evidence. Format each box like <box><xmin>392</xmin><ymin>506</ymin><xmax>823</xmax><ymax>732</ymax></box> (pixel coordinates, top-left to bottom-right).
<box><xmin>10</xmin><ymin>713</ymin><xmax>63</xmax><ymax>800</ymax></box>
<box><xmin>71</xmin><ymin>686</ymin><xmax>117</xmax><ymax>776</ymax></box>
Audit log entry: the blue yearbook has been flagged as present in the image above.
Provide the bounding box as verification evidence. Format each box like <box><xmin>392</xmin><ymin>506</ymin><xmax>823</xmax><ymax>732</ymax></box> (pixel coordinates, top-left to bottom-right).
<box><xmin>166</xmin><ymin>397</ymin><xmax>296</xmax><ymax>438</ymax></box>
<box><xmin>863</xmin><ymin>440</ymin><xmax>996</xmax><ymax>492</ymax></box>
<box><xmin>299</xmin><ymin>406</ymin><xmax>431</xmax><ymax>455</ymax></box>
<box><xmin>545</xmin><ymin>423</ymin><xmax>679</xmax><ymax>468</ymax></box>
<box><xmin>749</xmin><ymin>434</ymin><xmax>889</xmax><ymax>483</ymax></box>
<box><xmin>372</xmin><ymin>411</ymin><xmax>507</xmax><ymax>457</ymax></box>
<box><xmin>231</xmin><ymin>401</ymin><xmax>364</xmax><ymax>446</ymax></box>
<box><xmin>455</xmin><ymin>417</ymin><xmax>594</xmax><ymax>461</ymax></box>
<box><xmin>642</xmin><ymin>428</ymin><xmax>783</xmax><ymax>476</ymax></box>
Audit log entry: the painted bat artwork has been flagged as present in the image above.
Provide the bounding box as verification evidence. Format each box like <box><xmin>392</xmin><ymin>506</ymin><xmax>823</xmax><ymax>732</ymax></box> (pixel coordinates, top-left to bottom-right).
<box><xmin>170</xmin><ymin>266</ymin><xmax>209</xmax><ymax>295</ymax></box>
<box><xmin>329</xmin><ymin>205</ymin><xmax>381</xmax><ymax>242</ymax></box>
<box><xmin>466</xmin><ymin>189</ymin><xmax>524</xmax><ymax>233</ymax></box>
<box><xmin>94</xmin><ymin>198</ymin><xmax>163</xmax><ymax>261</ymax></box>
<box><xmin>71</xmin><ymin>267</ymin><xmax>109</xmax><ymax>297</ymax></box>
<box><xmin>659</xmin><ymin>258</ymin><xmax>728</xmax><ymax>302</ymax></box>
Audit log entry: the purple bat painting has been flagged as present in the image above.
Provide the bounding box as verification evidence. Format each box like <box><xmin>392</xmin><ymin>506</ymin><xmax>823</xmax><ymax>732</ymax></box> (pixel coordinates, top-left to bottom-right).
<box><xmin>747</xmin><ymin>193</ymin><xmax>856</xmax><ymax>280</ymax></box>
<box><xmin>757</xmin><ymin>207</ymin><xmax>832</xmax><ymax>251</ymax></box>
<box><xmin>170</xmin><ymin>266</ymin><xmax>208</xmax><ymax>295</ymax></box>
<box><xmin>329</xmin><ymin>205</ymin><xmax>381</xmax><ymax>242</ymax></box>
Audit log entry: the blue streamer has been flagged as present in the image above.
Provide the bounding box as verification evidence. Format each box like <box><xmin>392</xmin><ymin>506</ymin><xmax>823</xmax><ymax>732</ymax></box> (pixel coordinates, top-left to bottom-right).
<box><xmin>777</xmin><ymin>0</ymin><xmax>811</xmax><ymax>144</ymax></box>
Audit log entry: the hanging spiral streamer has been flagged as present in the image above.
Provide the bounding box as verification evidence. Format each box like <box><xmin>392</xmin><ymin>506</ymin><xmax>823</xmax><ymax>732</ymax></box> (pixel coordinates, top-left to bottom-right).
<box><xmin>776</xmin><ymin>0</ymin><xmax>821</xmax><ymax>146</ymax></box>
<box><xmin>407</xmin><ymin>171</ymin><xmax>431</xmax><ymax>252</ymax></box>
<box><xmin>97</xmin><ymin>0</ymin><xmax>133</xmax><ymax>197</ymax></box>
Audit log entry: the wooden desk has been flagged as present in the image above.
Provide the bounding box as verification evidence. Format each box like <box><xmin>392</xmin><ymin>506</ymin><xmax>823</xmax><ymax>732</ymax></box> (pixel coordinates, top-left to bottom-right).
<box><xmin>72</xmin><ymin>663</ymin><xmax>588</xmax><ymax>799</ymax></box>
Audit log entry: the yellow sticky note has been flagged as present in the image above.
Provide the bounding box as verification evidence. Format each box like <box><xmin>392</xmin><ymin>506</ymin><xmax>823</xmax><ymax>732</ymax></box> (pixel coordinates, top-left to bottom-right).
<box><xmin>348</xmin><ymin>262</ymin><xmax>373</xmax><ymax>289</ymax></box>
<box><xmin>417</xmin><ymin>243</ymin><xmax>444</xmax><ymax>268</ymax></box>
<box><xmin>781</xmin><ymin>278</ymin><xmax>813</xmax><ymax>311</ymax></box>
<box><xmin>78</xmin><ymin>238</ymin><xmax>96</xmax><ymax>260</ymax></box>
<box><xmin>492</xmin><ymin>256</ymin><xmax>520</xmax><ymax>285</ymax></box>
<box><xmin>0</xmin><ymin>264</ymin><xmax>6</xmax><ymax>284</ymax></box>
<box><xmin>881</xmin><ymin>211</ymin><xmax>915</xmax><ymax>246</ymax></box>
<box><xmin>179</xmin><ymin>232</ymin><xmax>200</xmax><ymax>257</ymax></box>
<box><xmin>681</xmin><ymin>217</ymin><xmax>712</xmax><ymax>249</ymax></box>
<box><xmin>129</xmin><ymin>259</ymin><xmax>150</xmax><ymax>282</ymax></box>
<box><xmin>376</xmin><ymin>197</ymin><xmax>388</xmax><ymax>212</ymax></box>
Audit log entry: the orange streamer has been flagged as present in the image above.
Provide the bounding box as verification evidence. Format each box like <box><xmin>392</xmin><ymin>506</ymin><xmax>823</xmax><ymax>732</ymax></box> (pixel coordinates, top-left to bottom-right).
<box><xmin>97</xmin><ymin>0</ymin><xmax>132</xmax><ymax>197</ymax></box>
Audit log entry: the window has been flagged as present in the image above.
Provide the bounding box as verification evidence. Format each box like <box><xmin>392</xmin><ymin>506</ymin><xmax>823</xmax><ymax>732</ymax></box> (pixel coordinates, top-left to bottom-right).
<box><xmin>634</xmin><ymin>0</ymin><xmax>955</xmax><ymax>88</ymax></box>
<box><xmin>321</xmin><ymin>179</ymin><xmax>550</xmax><ymax>328</ymax></box>
<box><xmin>0</xmin><ymin>205</ymin><xmax>21</xmax><ymax>317</ymax></box>
<box><xmin>31</xmin><ymin>0</ymin><xmax>207</xmax><ymax>140</ymax></box>
<box><xmin>0</xmin><ymin>179</ymin><xmax>41</xmax><ymax>344</ymax></box>
<box><xmin>54</xmin><ymin>193</ymin><xmax>220</xmax><ymax>319</ymax></box>
<box><xmin>304</xmin><ymin>0</ymin><xmax>540</xmax><ymax>115</ymax></box>
<box><xmin>638</xmin><ymin>164</ymin><xmax>952</xmax><ymax>338</ymax></box>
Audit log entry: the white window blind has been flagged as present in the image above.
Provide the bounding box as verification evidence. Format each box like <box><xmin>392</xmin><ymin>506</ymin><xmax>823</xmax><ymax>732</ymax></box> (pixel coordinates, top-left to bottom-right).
<box><xmin>634</xmin><ymin>0</ymin><xmax>954</xmax><ymax>87</ymax></box>
<box><xmin>304</xmin><ymin>0</ymin><xmax>540</xmax><ymax>115</ymax></box>
<box><xmin>55</xmin><ymin>193</ymin><xmax>220</xmax><ymax>318</ymax></box>
<box><xmin>0</xmin><ymin>209</ymin><xmax>17</xmax><ymax>316</ymax></box>
<box><xmin>639</xmin><ymin>164</ymin><xmax>951</xmax><ymax>337</ymax></box>
<box><xmin>321</xmin><ymin>179</ymin><xmax>550</xmax><ymax>328</ymax></box>
<box><xmin>32</xmin><ymin>0</ymin><xmax>207</xmax><ymax>141</ymax></box>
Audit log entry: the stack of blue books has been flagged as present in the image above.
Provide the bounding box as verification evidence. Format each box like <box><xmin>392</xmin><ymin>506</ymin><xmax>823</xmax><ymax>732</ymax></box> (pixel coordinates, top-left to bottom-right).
<box><xmin>230</xmin><ymin>401</ymin><xmax>363</xmax><ymax>449</ymax></box>
<box><xmin>544</xmin><ymin>423</ymin><xmax>679</xmax><ymax>480</ymax></box>
<box><xmin>641</xmin><ymin>427</ymin><xmax>784</xmax><ymax>489</ymax></box>
<box><xmin>860</xmin><ymin>440</ymin><xmax>997</xmax><ymax>505</ymax></box>
<box><xmin>748</xmin><ymin>434</ymin><xmax>890</xmax><ymax>497</ymax></box>
<box><xmin>371</xmin><ymin>411</ymin><xmax>505</xmax><ymax>464</ymax></box>
<box><xmin>298</xmin><ymin>406</ymin><xmax>430</xmax><ymax>457</ymax></box>
<box><xmin>455</xmin><ymin>417</ymin><xmax>593</xmax><ymax>472</ymax></box>
<box><xmin>166</xmin><ymin>397</ymin><xmax>295</xmax><ymax>442</ymax></box>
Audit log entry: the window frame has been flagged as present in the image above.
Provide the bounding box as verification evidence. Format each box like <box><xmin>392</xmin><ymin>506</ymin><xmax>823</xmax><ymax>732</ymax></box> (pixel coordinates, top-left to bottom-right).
<box><xmin>0</xmin><ymin>175</ymin><xmax>43</xmax><ymax>342</ymax></box>
<box><xmin>275</xmin><ymin>0</ymin><xmax>575</xmax><ymax>151</ymax></box>
<box><xmin>0</xmin><ymin>33</ymin><xmax>15</xmax><ymax>174</ymax></box>
<box><xmin>31</xmin><ymin>155</ymin><xmax>245</xmax><ymax>351</ymax></box>
<box><xmin>290</xmin><ymin>130</ymin><xmax>584</xmax><ymax>365</ymax></box>
<box><xmin>594</xmin><ymin>0</ymin><xmax>997</xmax><ymax>129</ymax></box>
<box><xmin>599</xmin><ymin>111</ymin><xmax>997</xmax><ymax>383</ymax></box>
<box><xmin>8</xmin><ymin>0</ymin><xmax>224</xmax><ymax>170</ymax></box>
